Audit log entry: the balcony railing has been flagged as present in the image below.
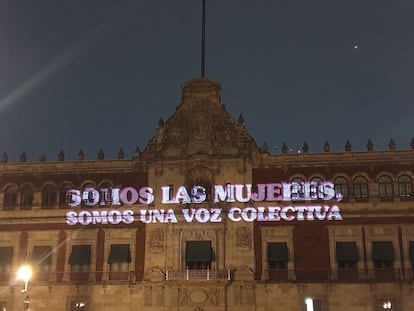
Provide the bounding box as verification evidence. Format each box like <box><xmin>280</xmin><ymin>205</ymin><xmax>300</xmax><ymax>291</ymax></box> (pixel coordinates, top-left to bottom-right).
<box><xmin>166</xmin><ymin>269</ymin><xmax>231</xmax><ymax>281</ymax></box>
<box><xmin>0</xmin><ymin>271</ymin><xmax>136</xmax><ymax>285</ymax></box>
<box><xmin>265</xmin><ymin>268</ymin><xmax>406</xmax><ymax>283</ymax></box>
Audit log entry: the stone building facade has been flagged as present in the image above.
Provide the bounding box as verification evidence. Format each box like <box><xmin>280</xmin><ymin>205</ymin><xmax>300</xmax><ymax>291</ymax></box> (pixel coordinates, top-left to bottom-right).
<box><xmin>0</xmin><ymin>78</ymin><xmax>413</xmax><ymax>311</ymax></box>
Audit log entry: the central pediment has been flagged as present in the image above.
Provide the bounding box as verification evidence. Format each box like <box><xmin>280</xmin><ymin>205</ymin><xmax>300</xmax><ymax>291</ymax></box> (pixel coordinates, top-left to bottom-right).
<box><xmin>144</xmin><ymin>78</ymin><xmax>259</xmax><ymax>160</ymax></box>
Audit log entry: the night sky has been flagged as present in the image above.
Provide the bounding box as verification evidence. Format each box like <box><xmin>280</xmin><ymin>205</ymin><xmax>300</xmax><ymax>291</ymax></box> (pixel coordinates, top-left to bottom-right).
<box><xmin>0</xmin><ymin>0</ymin><xmax>413</xmax><ymax>161</ymax></box>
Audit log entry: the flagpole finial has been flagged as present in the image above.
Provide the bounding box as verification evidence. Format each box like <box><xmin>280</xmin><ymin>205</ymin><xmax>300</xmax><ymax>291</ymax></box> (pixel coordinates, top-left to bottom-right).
<box><xmin>201</xmin><ymin>0</ymin><xmax>206</xmax><ymax>78</ymax></box>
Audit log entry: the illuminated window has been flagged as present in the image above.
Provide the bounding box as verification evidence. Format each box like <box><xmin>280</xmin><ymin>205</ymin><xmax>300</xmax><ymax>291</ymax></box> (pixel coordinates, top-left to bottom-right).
<box><xmin>0</xmin><ymin>247</ymin><xmax>13</xmax><ymax>282</ymax></box>
<box><xmin>185</xmin><ymin>241</ymin><xmax>214</xmax><ymax>270</ymax></box>
<box><xmin>353</xmin><ymin>176</ymin><xmax>368</xmax><ymax>200</ymax></box>
<box><xmin>398</xmin><ymin>175</ymin><xmax>413</xmax><ymax>199</ymax></box>
<box><xmin>267</xmin><ymin>242</ymin><xmax>288</xmax><ymax>269</ymax></box>
<box><xmin>3</xmin><ymin>185</ymin><xmax>17</xmax><ymax>210</ymax></box>
<box><xmin>69</xmin><ymin>297</ymin><xmax>89</xmax><ymax>311</ymax></box>
<box><xmin>334</xmin><ymin>177</ymin><xmax>349</xmax><ymax>200</ymax></box>
<box><xmin>377</xmin><ymin>299</ymin><xmax>395</xmax><ymax>311</ymax></box>
<box><xmin>372</xmin><ymin>241</ymin><xmax>394</xmax><ymax>269</ymax></box>
<box><xmin>336</xmin><ymin>242</ymin><xmax>358</xmax><ymax>269</ymax></box>
<box><xmin>378</xmin><ymin>175</ymin><xmax>394</xmax><ymax>200</ymax></box>
<box><xmin>42</xmin><ymin>184</ymin><xmax>58</xmax><ymax>208</ymax></box>
<box><xmin>304</xmin><ymin>298</ymin><xmax>322</xmax><ymax>311</ymax></box>
<box><xmin>20</xmin><ymin>185</ymin><xmax>34</xmax><ymax>210</ymax></box>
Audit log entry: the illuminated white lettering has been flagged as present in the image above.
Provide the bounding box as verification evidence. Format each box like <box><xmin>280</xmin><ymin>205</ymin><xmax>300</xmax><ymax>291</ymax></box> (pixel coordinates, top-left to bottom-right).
<box><xmin>175</xmin><ymin>186</ymin><xmax>192</xmax><ymax>204</ymax></box>
<box><xmin>191</xmin><ymin>186</ymin><xmax>207</xmax><ymax>203</ymax></box>
<box><xmin>210</xmin><ymin>208</ymin><xmax>222</xmax><ymax>222</ymax></box>
<box><xmin>111</xmin><ymin>188</ymin><xmax>121</xmax><ymax>205</ymax></box>
<box><xmin>139</xmin><ymin>186</ymin><xmax>154</xmax><ymax>204</ymax></box>
<box><xmin>182</xmin><ymin>209</ymin><xmax>196</xmax><ymax>222</ymax></box>
<box><xmin>214</xmin><ymin>184</ymin><xmax>235</xmax><ymax>203</ymax></box>
<box><xmin>82</xmin><ymin>188</ymin><xmax>100</xmax><ymax>206</ymax></box>
<box><xmin>295</xmin><ymin>206</ymin><xmax>307</xmax><ymax>221</ymax></box>
<box><xmin>241</xmin><ymin>207</ymin><xmax>257</xmax><ymax>222</ymax></box>
<box><xmin>269</xmin><ymin>206</ymin><xmax>281</xmax><ymax>221</ymax></box>
<box><xmin>66</xmin><ymin>211</ymin><xmax>78</xmax><ymax>225</ymax></box>
<box><xmin>92</xmin><ymin>210</ymin><xmax>108</xmax><ymax>224</ymax></box>
<box><xmin>78</xmin><ymin>210</ymin><xmax>93</xmax><ymax>225</ymax></box>
<box><xmin>108</xmin><ymin>210</ymin><xmax>123</xmax><ymax>224</ymax></box>
<box><xmin>228</xmin><ymin>207</ymin><xmax>242</xmax><ymax>221</ymax></box>
<box><xmin>327</xmin><ymin>205</ymin><xmax>343</xmax><ymax>220</ymax></box>
<box><xmin>314</xmin><ymin>205</ymin><xmax>329</xmax><ymax>220</ymax></box>
<box><xmin>266</xmin><ymin>183</ymin><xmax>283</xmax><ymax>201</ymax></box>
<box><xmin>165</xmin><ymin>209</ymin><xmax>178</xmax><ymax>223</ymax></box>
<box><xmin>195</xmin><ymin>208</ymin><xmax>210</xmax><ymax>223</ymax></box>
<box><xmin>119</xmin><ymin>187</ymin><xmax>139</xmax><ymax>205</ymax></box>
<box><xmin>234</xmin><ymin>184</ymin><xmax>252</xmax><ymax>203</ymax></box>
<box><xmin>161</xmin><ymin>186</ymin><xmax>175</xmax><ymax>204</ymax></box>
<box><xmin>280</xmin><ymin>206</ymin><xmax>295</xmax><ymax>221</ymax></box>
<box><xmin>122</xmin><ymin>210</ymin><xmax>134</xmax><ymax>224</ymax></box>
<box><xmin>251</xmin><ymin>184</ymin><xmax>266</xmax><ymax>201</ymax></box>
<box><xmin>67</xmin><ymin>190</ymin><xmax>81</xmax><ymax>207</ymax></box>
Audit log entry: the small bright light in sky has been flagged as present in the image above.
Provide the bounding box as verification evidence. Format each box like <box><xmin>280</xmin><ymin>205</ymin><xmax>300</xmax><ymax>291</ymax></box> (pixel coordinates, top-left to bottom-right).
<box><xmin>353</xmin><ymin>43</ymin><xmax>359</xmax><ymax>49</ymax></box>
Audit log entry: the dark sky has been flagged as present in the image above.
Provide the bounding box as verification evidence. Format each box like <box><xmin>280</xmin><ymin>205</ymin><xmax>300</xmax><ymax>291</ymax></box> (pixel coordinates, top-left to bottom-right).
<box><xmin>0</xmin><ymin>0</ymin><xmax>413</xmax><ymax>161</ymax></box>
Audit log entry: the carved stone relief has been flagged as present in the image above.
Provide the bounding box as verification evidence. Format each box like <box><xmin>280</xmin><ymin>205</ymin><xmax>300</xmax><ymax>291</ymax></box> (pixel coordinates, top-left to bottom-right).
<box><xmin>149</xmin><ymin>228</ymin><xmax>164</xmax><ymax>253</ymax></box>
<box><xmin>236</xmin><ymin>227</ymin><xmax>252</xmax><ymax>251</ymax></box>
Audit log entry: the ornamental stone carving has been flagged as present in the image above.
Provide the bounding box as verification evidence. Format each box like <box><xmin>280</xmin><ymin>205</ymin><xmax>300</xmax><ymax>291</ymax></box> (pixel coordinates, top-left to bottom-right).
<box><xmin>149</xmin><ymin>228</ymin><xmax>164</xmax><ymax>253</ymax></box>
<box><xmin>236</xmin><ymin>227</ymin><xmax>251</xmax><ymax>251</ymax></box>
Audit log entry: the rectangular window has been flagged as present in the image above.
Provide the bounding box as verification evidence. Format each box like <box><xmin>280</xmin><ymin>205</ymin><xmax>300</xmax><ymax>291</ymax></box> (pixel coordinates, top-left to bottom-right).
<box><xmin>69</xmin><ymin>245</ymin><xmax>91</xmax><ymax>282</ymax></box>
<box><xmin>372</xmin><ymin>241</ymin><xmax>395</xmax><ymax>281</ymax></box>
<box><xmin>304</xmin><ymin>298</ymin><xmax>323</xmax><ymax>311</ymax></box>
<box><xmin>267</xmin><ymin>242</ymin><xmax>288</xmax><ymax>281</ymax></box>
<box><xmin>372</xmin><ymin>241</ymin><xmax>394</xmax><ymax>268</ymax></box>
<box><xmin>31</xmin><ymin>245</ymin><xmax>52</xmax><ymax>281</ymax></box>
<box><xmin>267</xmin><ymin>242</ymin><xmax>288</xmax><ymax>269</ymax></box>
<box><xmin>108</xmin><ymin>244</ymin><xmax>131</xmax><ymax>280</ymax></box>
<box><xmin>410</xmin><ymin>241</ymin><xmax>414</xmax><ymax>266</ymax></box>
<box><xmin>0</xmin><ymin>247</ymin><xmax>13</xmax><ymax>282</ymax></box>
<box><xmin>185</xmin><ymin>241</ymin><xmax>214</xmax><ymax>270</ymax></box>
<box><xmin>336</xmin><ymin>242</ymin><xmax>358</xmax><ymax>269</ymax></box>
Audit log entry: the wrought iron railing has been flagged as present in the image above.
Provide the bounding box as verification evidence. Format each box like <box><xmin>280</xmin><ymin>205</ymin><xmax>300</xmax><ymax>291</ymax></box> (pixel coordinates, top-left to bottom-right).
<box><xmin>166</xmin><ymin>269</ymin><xmax>231</xmax><ymax>281</ymax></box>
<box><xmin>265</xmin><ymin>268</ymin><xmax>408</xmax><ymax>283</ymax></box>
<box><xmin>0</xmin><ymin>271</ymin><xmax>136</xmax><ymax>285</ymax></box>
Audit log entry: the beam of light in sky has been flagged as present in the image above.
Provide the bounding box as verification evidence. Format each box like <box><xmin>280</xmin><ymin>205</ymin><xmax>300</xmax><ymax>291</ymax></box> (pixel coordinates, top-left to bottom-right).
<box><xmin>0</xmin><ymin>3</ymin><xmax>134</xmax><ymax>114</ymax></box>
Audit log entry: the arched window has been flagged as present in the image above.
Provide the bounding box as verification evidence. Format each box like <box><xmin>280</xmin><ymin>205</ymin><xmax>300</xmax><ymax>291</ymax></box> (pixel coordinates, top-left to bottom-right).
<box><xmin>334</xmin><ymin>177</ymin><xmax>349</xmax><ymax>200</ymax></box>
<box><xmin>291</xmin><ymin>178</ymin><xmax>305</xmax><ymax>201</ymax></box>
<box><xmin>59</xmin><ymin>183</ymin><xmax>73</xmax><ymax>208</ymax></box>
<box><xmin>42</xmin><ymin>184</ymin><xmax>57</xmax><ymax>208</ymax></box>
<box><xmin>310</xmin><ymin>177</ymin><xmax>323</xmax><ymax>201</ymax></box>
<box><xmin>3</xmin><ymin>185</ymin><xmax>18</xmax><ymax>210</ymax></box>
<box><xmin>20</xmin><ymin>185</ymin><xmax>34</xmax><ymax>210</ymax></box>
<box><xmin>378</xmin><ymin>175</ymin><xmax>394</xmax><ymax>201</ymax></box>
<box><xmin>353</xmin><ymin>176</ymin><xmax>368</xmax><ymax>200</ymax></box>
<box><xmin>398</xmin><ymin>175</ymin><xmax>413</xmax><ymax>199</ymax></box>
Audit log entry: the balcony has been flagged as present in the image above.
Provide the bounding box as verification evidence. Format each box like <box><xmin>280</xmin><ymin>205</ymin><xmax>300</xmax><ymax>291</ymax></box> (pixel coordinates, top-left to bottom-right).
<box><xmin>265</xmin><ymin>268</ymin><xmax>404</xmax><ymax>283</ymax></box>
<box><xmin>0</xmin><ymin>271</ymin><xmax>136</xmax><ymax>286</ymax></box>
<box><xmin>166</xmin><ymin>269</ymin><xmax>231</xmax><ymax>281</ymax></box>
